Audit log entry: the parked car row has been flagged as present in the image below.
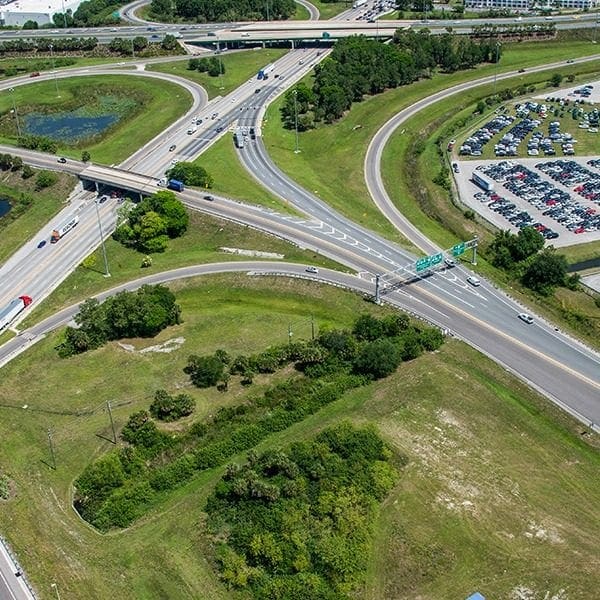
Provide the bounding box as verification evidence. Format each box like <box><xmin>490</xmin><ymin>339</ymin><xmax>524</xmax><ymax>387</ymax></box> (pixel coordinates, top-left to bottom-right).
<box><xmin>459</xmin><ymin>114</ymin><xmax>514</xmax><ymax>156</ymax></box>
<box><xmin>473</xmin><ymin>187</ymin><xmax>558</xmax><ymax>239</ymax></box>
<box><xmin>536</xmin><ymin>160</ymin><xmax>600</xmax><ymax>205</ymax></box>
<box><xmin>481</xmin><ymin>161</ymin><xmax>600</xmax><ymax>235</ymax></box>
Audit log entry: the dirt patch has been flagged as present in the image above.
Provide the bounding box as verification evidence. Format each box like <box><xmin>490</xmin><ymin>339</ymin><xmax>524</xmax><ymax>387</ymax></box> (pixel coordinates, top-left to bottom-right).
<box><xmin>117</xmin><ymin>337</ymin><xmax>185</xmax><ymax>354</ymax></box>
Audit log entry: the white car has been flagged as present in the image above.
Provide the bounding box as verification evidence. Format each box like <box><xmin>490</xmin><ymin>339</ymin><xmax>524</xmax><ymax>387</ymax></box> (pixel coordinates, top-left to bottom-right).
<box><xmin>467</xmin><ymin>276</ymin><xmax>481</xmax><ymax>287</ymax></box>
<box><xmin>518</xmin><ymin>313</ymin><xmax>534</xmax><ymax>324</ymax></box>
<box><xmin>305</xmin><ymin>266</ymin><xmax>319</xmax><ymax>274</ymax></box>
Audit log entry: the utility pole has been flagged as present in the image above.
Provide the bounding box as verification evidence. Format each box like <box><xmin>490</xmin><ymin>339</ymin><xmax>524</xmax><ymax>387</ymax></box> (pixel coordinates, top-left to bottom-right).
<box><xmin>288</xmin><ymin>323</ymin><xmax>293</xmax><ymax>344</ymax></box>
<box><xmin>471</xmin><ymin>238</ymin><xmax>478</xmax><ymax>266</ymax></box>
<box><xmin>310</xmin><ymin>315</ymin><xmax>315</xmax><ymax>340</ymax></box>
<box><xmin>107</xmin><ymin>401</ymin><xmax>117</xmax><ymax>444</ymax></box>
<box><xmin>375</xmin><ymin>274</ymin><xmax>381</xmax><ymax>305</ymax></box>
<box><xmin>51</xmin><ymin>582</ymin><xmax>61</xmax><ymax>600</ymax></box>
<box><xmin>47</xmin><ymin>429</ymin><xmax>57</xmax><ymax>470</ymax></box>
<box><xmin>8</xmin><ymin>88</ymin><xmax>21</xmax><ymax>137</ymax></box>
<box><xmin>266</xmin><ymin>0</ymin><xmax>270</xmax><ymax>21</ymax></box>
<box><xmin>94</xmin><ymin>198</ymin><xmax>111</xmax><ymax>277</ymax></box>
<box><xmin>131</xmin><ymin>37</ymin><xmax>135</xmax><ymax>58</ymax></box>
<box><xmin>293</xmin><ymin>89</ymin><xmax>300</xmax><ymax>154</ymax></box>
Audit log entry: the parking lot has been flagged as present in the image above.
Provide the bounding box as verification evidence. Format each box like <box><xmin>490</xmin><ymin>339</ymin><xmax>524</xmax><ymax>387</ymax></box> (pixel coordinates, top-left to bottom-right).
<box><xmin>535</xmin><ymin>78</ymin><xmax>600</xmax><ymax>105</ymax></box>
<box><xmin>454</xmin><ymin>157</ymin><xmax>600</xmax><ymax>247</ymax></box>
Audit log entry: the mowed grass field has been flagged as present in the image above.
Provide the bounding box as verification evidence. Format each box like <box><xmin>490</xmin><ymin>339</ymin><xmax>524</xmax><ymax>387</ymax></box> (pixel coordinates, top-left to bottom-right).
<box><xmin>262</xmin><ymin>40</ymin><xmax>600</xmax><ymax>249</ymax></box>
<box><xmin>0</xmin><ymin>75</ymin><xmax>192</xmax><ymax>164</ymax></box>
<box><xmin>22</xmin><ymin>209</ymin><xmax>343</xmax><ymax>326</ymax></box>
<box><xmin>0</xmin><ymin>170</ymin><xmax>77</xmax><ymax>266</ymax></box>
<box><xmin>148</xmin><ymin>48</ymin><xmax>288</xmax><ymax>99</ymax></box>
<box><xmin>0</xmin><ymin>276</ymin><xmax>598</xmax><ymax>599</ymax></box>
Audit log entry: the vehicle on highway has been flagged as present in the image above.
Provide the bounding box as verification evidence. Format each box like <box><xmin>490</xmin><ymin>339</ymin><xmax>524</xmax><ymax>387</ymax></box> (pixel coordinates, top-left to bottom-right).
<box><xmin>305</xmin><ymin>266</ymin><xmax>319</xmax><ymax>274</ymax></box>
<box><xmin>187</xmin><ymin>126</ymin><xmax>197</xmax><ymax>134</ymax></box>
<box><xmin>203</xmin><ymin>195</ymin><xmax>214</xmax><ymax>201</ymax></box>
<box><xmin>29</xmin><ymin>71</ymin><xmax>40</xmax><ymax>77</ymax></box>
<box><xmin>518</xmin><ymin>313</ymin><xmax>534</xmax><ymax>324</ymax></box>
<box><xmin>467</xmin><ymin>276</ymin><xmax>481</xmax><ymax>287</ymax></box>
<box><xmin>257</xmin><ymin>63</ymin><xmax>275</xmax><ymax>80</ymax></box>
<box><xmin>0</xmin><ymin>295</ymin><xmax>33</xmax><ymax>331</ymax></box>
<box><xmin>452</xmin><ymin>162</ymin><xmax>460</xmax><ymax>173</ymax></box>
<box><xmin>167</xmin><ymin>179</ymin><xmax>184</xmax><ymax>192</ymax></box>
<box><xmin>518</xmin><ymin>68</ymin><xmax>526</xmax><ymax>73</ymax></box>
<box><xmin>169</xmin><ymin>144</ymin><xmax>176</xmax><ymax>152</ymax></box>
<box><xmin>50</xmin><ymin>215</ymin><xmax>78</xmax><ymax>243</ymax></box>
<box><xmin>98</xmin><ymin>195</ymin><xmax>108</xmax><ymax>204</ymax></box>
<box><xmin>444</xmin><ymin>258</ymin><xmax>456</xmax><ymax>268</ymax></box>
<box><xmin>57</xmin><ymin>157</ymin><xmax>67</xmax><ymax>163</ymax></box>
<box><xmin>37</xmin><ymin>240</ymin><xmax>46</xmax><ymax>249</ymax></box>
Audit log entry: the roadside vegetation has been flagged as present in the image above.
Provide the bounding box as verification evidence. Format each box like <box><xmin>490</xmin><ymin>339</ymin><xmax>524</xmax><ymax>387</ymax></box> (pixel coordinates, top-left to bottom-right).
<box><xmin>148</xmin><ymin>48</ymin><xmax>288</xmax><ymax>99</ymax></box>
<box><xmin>73</xmin><ymin>311</ymin><xmax>441</xmax><ymax>531</ymax></box>
<box><xmin>0</xmin><ymin>276</ymin><xmax>598</xmax><ymax>599</ymax></box>
<box><xmin>0</xmin><ymin>75</ymin><xmax>192</xmax><ymax>164</ymax></box>
<box><xmin>113</xmin><ymin>190</ymin><xmax>189</xmax><ymax>254</ymax></box>
<box><xmin>148</xmin><ymin>0</ymin><xmax>297</xmax><ymax>22</ymax></box>
<box><xmin>0</xmin><ymin>156</ymin><xmax>75</xmax><ymax>266</ymax></box>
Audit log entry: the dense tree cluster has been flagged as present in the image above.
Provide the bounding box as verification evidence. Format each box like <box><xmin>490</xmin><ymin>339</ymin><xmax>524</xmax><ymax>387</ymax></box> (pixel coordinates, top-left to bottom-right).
<box><xmin>187</xmin><ymin>57</ymin><xmax>225</xmax><ymax>77</ymax></box>
<box><xmin>0</xmin><ymin>57</ymin><xmax>76</xmax><ymax>77</ymax></box>
<box><xmin>113</xmin><ymin>190</ymin><xmax>189</xmax><ymax>253</ymax></box>
<box><xmin>206</xmin><ymin>423</ymin><xmax>398</xmax><ymax>597</ymax></box>
<box><xmin>281</xmin><ymin>32</ymin><xmax>500</xmax><ymax>127</ymax></box>
<box><xmin>53</xmin><ymin>0</ymin><xmax>123</xmax><ymax>28</ymax></box>
<box><xmin>0</xmin><ymin>37</ymin><xmax>98</xmax><ymax>55</ymax></box>
<box><xmin>149</xmin><ymin>0</ymin><xmax>296</xmax><ymax>22</ymax></box>
<box><xmin>73</xmin><ymin>312</ymin><xmax>438</xmax><ymax>531</ymax></box>
<box><xmin>149</xmin><ymin>389</ymin><xmax>195</xmax><ymax>421</ymax></box>
<box><xmin>16</xmin><ymin>135</ymin><xmax>58</xmax><ymax>154</ymax></box>
<box><xmin>488</xmin><ymin>227</ymin><xmax>577</xmax><ymax>295</ymax></box>
<box><xmin>165</xmin><ymin>162</ymin><xmax>214</xmax><ymax>188</ymax></box>
<box><xmin>184</xmin><ymin>312</ymin><xmax>443</xmax><ymax>388</ymax></box>
<box><xmin>56</xmin><ymin>284</ymin><xmax>181</xmax><ymax>357</ymax></box>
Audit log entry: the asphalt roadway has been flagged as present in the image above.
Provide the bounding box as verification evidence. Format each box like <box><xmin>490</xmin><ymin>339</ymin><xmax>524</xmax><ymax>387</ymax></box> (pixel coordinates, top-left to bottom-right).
<box><xmin>0</xmin><ymin>537</ymin><xmax>33</xmax><ymax>600</ymax></box>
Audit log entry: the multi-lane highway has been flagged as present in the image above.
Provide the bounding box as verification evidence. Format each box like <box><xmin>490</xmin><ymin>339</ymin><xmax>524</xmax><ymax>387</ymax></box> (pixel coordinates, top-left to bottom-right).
<box><xmin>1</xmin><ymin>5</ymin><xmax>599</xmax><ymax>598</ymax></box>
<box><xmin>1</xmin><ymin>47</ymin><xmax>599</xmax><ymax>427</ymax></box>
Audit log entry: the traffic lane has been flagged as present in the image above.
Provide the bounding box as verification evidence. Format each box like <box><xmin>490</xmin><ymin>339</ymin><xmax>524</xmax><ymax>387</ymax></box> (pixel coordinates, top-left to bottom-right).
<box><xmin>405</xmin><ymin>283</ymin><xmax>600</xmax><ymax>425</ymax></box>
<box><xmin>413</xmin><ymin>269</ymin><xmax>600</xmax><ymax>384</ymax></box>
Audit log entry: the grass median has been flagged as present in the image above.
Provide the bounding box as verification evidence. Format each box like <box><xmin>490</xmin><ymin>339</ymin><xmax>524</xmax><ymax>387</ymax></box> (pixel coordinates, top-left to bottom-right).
<box><xmin>193</xmin><ymin>133</ymin><xmax>300</xmax><ymax>214</ymax></box>
<box><xmin>0</xmin><ymin>276</ymin><xmax>597</xmax><ymax>599</ymax></box>
<box><xmin>148</xmin><ymin>48</ymin><xmax>288</xmax><ymax>99</ymax></box>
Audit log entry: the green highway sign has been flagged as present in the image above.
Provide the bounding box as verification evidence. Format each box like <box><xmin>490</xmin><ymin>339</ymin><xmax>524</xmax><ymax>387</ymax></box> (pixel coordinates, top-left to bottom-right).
<box><xmin>415</xmin><ymin>257</ymin><xmax>431</xmax><ymax>272</ymax></box>
<box><xmin>431</xmin><ymin>253</ymin><xmax>443</xmax><ymax>265</ymax></box>
<box><xmin>452</xmin><ymin>242</ymin><xmax>465</xmax><ymax>257</ymax></box>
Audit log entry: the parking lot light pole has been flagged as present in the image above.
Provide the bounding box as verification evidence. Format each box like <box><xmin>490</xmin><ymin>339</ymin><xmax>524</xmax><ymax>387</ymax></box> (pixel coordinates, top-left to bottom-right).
<box><xmin>94</xmin><ymin>198</ymin><xmax>111</xmax><ymax>278</ymax></box>
<box><xmin>8</xmin><ymin>87</ymin><xmax>21</xmax><ymax>137</ymax></box>
<box><xmin>293</xmin><ymin>89</ymin><xmax>300</xmax><ymax>154</ymax></box>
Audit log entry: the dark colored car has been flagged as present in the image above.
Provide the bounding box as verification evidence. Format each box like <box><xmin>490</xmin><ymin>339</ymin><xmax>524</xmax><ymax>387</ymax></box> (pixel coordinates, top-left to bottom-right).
<box><xmin>57</xmin><ymin>157</ymin><xmax>67</xmax><ymax>163</ymax></box>
<box><xmin>203</xmin><ymin>195</ymin><xmax>214</xmax><ymax>201</ymax></box>
<box><xmin>37</xmin><ymin>240</ymin><xmax>47</xmax><ymax>249</ymax></box>
<box><xmin>169</xmin><ymin>144</ymin><xmax>176</xmax><ymax>152</ymax></box>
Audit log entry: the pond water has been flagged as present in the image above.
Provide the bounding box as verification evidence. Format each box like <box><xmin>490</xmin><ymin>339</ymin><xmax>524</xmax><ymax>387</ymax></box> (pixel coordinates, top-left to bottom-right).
<box><xmin>0</xmin><ymin>199</ymin><xmax>11</xmax><ymax>219</ymax></box>
<box><xmin>24</xmin><ymin>112</ymin><xmax>119</xmax><ymax>143</ymax></box>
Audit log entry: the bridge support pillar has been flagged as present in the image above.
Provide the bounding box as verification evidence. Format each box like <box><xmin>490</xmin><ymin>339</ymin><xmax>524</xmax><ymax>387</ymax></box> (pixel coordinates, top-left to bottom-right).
<box><xmin>374</xmin><ymin>274</ymin><xmax>381</xmax><ymax>305</ymax></box>
<box><xmin>291</xmin><ymin>40</ymin><xmax>294</xmax><ymax>49</ymax></box>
